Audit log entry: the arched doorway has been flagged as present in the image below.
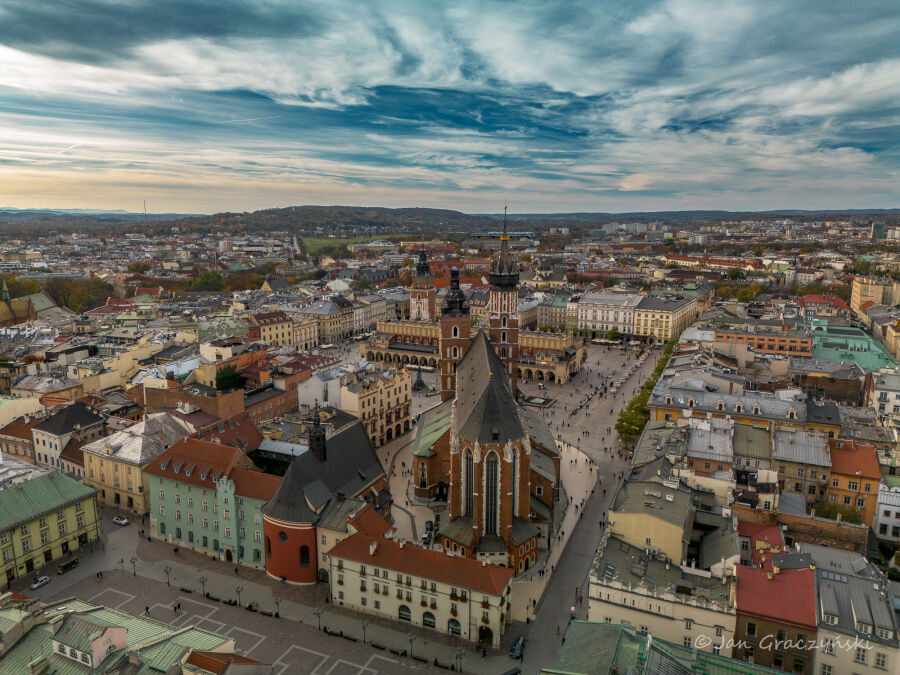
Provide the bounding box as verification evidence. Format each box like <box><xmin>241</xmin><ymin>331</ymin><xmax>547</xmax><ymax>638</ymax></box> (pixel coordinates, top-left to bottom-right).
<box><xmin>386</xmin><ymin>427</ymin><xmax>393</xmax><ymax>441</ymax></box>
<box><xmin>395</xmin><ymin>424</ymin><xmax>401</xmax><ymax>437</ymax></box>
<box><xmin>548</xmin><ymin>372</ymin><xmax>556</xmax><ymax>383</ymax></box>
<box><xmin>225</xmin><ymin>549</ymin><xmax>233</xmax><ymax>562</ymax></box>
<box><xmin>399</xmin><ymin>605</ymin><xmax>411</xmax><ymax>622</ymax></box>
<box><xmin>448</xmin><ymin>618</ymin><xmax>461</xmax><ymax>636</ymax></box>
<box><xmin>404</xmin><ymin>420</ymin><xmax>410</xmax><ymax>431</ymax></box>
<box><xmin>423</xmin><ymin>611</ymin><xmax>436</xmax><ymax>628</ymax></box>
<box><xmin>367</xmin><ymin>351</ymin><xmax>375</xmax><ymax>360</ymax></box>
<box><xmin>479</xmin><ymin>626</ymin><xmax>493</xmax><ymax>646</ymax></box>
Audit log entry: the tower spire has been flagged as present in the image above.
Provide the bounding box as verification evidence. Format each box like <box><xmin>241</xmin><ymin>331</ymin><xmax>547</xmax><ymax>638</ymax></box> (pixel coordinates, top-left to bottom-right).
<box><xmin>1</xmin><ymin>279</ymin><xmax>8</xmax><ymax>303</ymax></box>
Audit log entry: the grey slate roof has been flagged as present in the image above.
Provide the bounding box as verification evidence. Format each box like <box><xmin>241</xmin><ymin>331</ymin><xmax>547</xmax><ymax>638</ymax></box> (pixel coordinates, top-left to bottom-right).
<box><xmin>772</xmin><ymin>429</ymin><xmax>830</xmax><ymax>467</ymax></box>
<box><xmin>454</xmin><ymin>330</ymin><xmax>525</xmax><ymax>445</ymax></box>
<box><xmin>612</xmin><ymin>481</ymin><xmax>692</xmax><ymax>530</ymax></box>
<box><xmin>261</xmin><ymin>422</ymin><xmax>384</xmax><ymax>523</ymax></box>
<box><xmin>81</xmin><ymin>413</ymin><xmax>191</xmax><ymax>466</ymax></box>
<box><xmin>33</xmin><ymin>401</ymin><xmax>104</xmax><ymax>436</ymax></box>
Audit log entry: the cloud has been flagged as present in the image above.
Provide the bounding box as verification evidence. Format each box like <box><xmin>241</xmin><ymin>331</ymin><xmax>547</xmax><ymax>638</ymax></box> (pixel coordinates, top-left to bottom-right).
<box><xmin>0</xmin><ymin>0</ymin><xmax>898</xmax><ymax>212</ymax></box>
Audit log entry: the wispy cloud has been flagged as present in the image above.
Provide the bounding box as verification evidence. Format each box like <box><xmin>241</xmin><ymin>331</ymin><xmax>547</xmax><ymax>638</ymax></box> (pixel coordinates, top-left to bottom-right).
<box><xmin>0</xmin><ymin>0</ymin><xmax>898</xmax><ymax>212</ymax></box>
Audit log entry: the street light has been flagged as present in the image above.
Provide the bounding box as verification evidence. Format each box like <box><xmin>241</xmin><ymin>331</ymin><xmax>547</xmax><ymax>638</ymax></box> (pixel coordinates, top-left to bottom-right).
<box><xmin>313</xmin><ymin>608</ymin><xmax>323</xmax><ymax>631</ymax></box>
<box><xmin>456</xmin><ymin>647</ymin><xmax>465</xmax><ymax>673</ymax></box>
<box><xmin>235</xmin><ymin>585</ymin><xmax>244</xmax><ymax>607</ymax></box>
<box><xmin>199</xmin><ymin>575</ymin><xmax>208</xmax><ymax>596</ymax></box>
<box><xmin>361</xmin><ymin>620</ymin><xmax>368</xmax><ymax>644</ymax></box>
<box><xmin>119</xmin><ymin>558</ymin><xmax>124</xmax><ymax>574</ymax></box>
<box><xmin>163</xmin><ymin>565</ymin><xmax>172</xmax><ymax>587</ymax></box>
<box><xmin>407</xmin><ymin>632</ymin><xmax>416</xmax><ymax>659</ymax></box>
<box><xmin>130</xmin><ymin>556</ymin><xmax>137</xmax><ymax>576</ymax></box>
<box><xmin>273</xmin><ymin>596</ymin><xmax>281</xmax><ymax>618</ymax></box>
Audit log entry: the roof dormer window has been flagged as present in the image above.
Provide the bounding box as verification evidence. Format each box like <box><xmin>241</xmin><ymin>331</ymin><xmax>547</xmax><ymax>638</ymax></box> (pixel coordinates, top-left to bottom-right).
<box><xmin>716</xmin><ymin>401</ymin><xmax>725</xmax><ymax>411</ymax></box>
<box><xmin>787</xmin><ymin>409</ymin><xmax>796</xmax><ymax>420</ymax></box>
<box><xmin>752</xmin><ymin>406</ymin><xmax>761</xmax><ymax>415</ymax></box>
<box><xmin>688</xmin><ymin>399</ymin><xmax>695</xmax><ymax>408</ymax></box>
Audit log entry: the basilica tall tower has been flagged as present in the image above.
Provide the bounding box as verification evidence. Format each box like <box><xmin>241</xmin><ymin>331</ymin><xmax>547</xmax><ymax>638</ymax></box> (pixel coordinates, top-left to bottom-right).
<box><xmin>410</xmin><ymin>241</ymin><xmax>436</xmax><ymax>322</ymax></box>
<box><xmin>488</xmin><ymin>205</ymin><xmax>519</xmax><ymax>397</ymax></box>
<box><xmin>439</xmin><ymin>267</ymin><xmax>471</xmax><ymax>401</ymax></box>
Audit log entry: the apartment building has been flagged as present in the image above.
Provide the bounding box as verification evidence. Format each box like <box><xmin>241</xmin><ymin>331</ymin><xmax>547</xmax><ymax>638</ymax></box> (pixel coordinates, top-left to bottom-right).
<box><xmin>248</xmin><ymin>311</ymin><xmax>294</xmax><ymax>347</ymax></box>
<box><xmin>874</xmin><ymin>483</ymin><xmax>900</xmax><ymax>542</ymax></box>
<box><xmin>577</xmin><ymin>292</ymin><xmax>642</xmax><ymax>336</ymax></box>
<box><xmin>326</xmin><ymin>533</ymin><xmax>514</xmax><ymax>647</ymax></box>
<box><xmin>0</xmin><ymin>472</ymin><xmax>100</xmax><ymax>586</ymax></box>
<box><xmin>588</xmin><ymin>534</ymin><xmax>736</xmax><ymax>653</ymax></box>
<box><xmin>340</xmin><ymin>367</ymin><xmax>411</xmax><ymax>447</ymax></box>
<box><xmin>772</xmin><ymin>429</ymin><xmax>831</xmax><ymax>505</ymax></box>
<box><xmin>713</xmin><ymin>327</ymin><xmax>813</xmax><ymax>357</ymax></box>
<box><xmin>800</xmin><ymin>543</ymin><xmax>899</xmax><ymax>675</ymax></box>
<box><xmin>634</xmin><ymin>295</ymin><xmax>697</xmax><ymax>343</ymax></box>
<box><xmin>0</xmin><ymin>415</ymin><xmax>42</xmax><ymax>463</ymax></box>
<box><xmin>81</xmin><ymin>413</ymin><xmax>193</xmax><ymax>514</ymax></box>
<box><xmin>292</xmin><ymin>316</ymin><xmax>318</xmax><ymax>351</ymax></box>
<box><xmin>299</xmin><ymin>299</ymin><xmax>353</xmax><ymax>343</ymax></box>
<box><xmin>825</xmin><ymin>438</ymin><xmax>880</xmax><ymax>526</ymax></box>
<box><xmin>144</xmin><ymin>437</ymin><xmax>280</xmax><ymax>569</ymax></box>
<box><xmin>31</xmin><ymin>402</ymin><xmax>106</xmax><ymax>472</ymax></box>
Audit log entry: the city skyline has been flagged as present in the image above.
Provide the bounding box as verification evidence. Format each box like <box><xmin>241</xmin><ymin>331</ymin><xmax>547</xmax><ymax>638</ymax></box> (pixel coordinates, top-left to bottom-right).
<box><xmin>2</xmin><ymin>0</ymin><xmax>899</xmax><ymax>213</ymax></box>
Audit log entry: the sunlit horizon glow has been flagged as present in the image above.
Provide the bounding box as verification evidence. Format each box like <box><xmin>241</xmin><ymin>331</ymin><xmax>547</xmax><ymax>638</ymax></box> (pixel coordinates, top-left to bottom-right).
<box><xmin>1</xmin><ymin>1</ymin><xmax>899</xmax><ymax>214</ymax></box>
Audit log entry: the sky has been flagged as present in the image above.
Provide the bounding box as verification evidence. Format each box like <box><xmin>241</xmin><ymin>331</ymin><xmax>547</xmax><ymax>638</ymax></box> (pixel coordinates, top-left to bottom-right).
<box><xmin>1</xmin><ymin>0</ymin><xmax>899</xmax><ymax>214</ymax></box>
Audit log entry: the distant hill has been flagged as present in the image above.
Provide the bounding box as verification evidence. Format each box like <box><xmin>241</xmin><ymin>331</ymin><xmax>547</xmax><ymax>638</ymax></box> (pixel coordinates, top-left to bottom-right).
<box><xmin>0</xmin><ymin>204</ymin><xmax>898</xmax><ymax>236</ymax></box>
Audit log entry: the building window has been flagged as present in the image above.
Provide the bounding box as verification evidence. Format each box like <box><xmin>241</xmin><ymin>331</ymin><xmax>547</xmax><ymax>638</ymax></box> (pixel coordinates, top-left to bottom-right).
<box><xmin>464</xmin><ymin>449</ymin><xmax>474</xmax><ymax>518</ymax></box>
<box><xmin>746</xmin><ymin>622</ymin><xmax>756</xmax><ymax>638</ymax></box>
<box><xmin>855</xmin><ymin>646</ymin><xmax>867</xmax><ymax>663</ymax></box>
<box><xmin>300</xmin><ymin>546</ymin><xmax>310</xmax><ymax>567</ymax></box>
<box><xmin>484</xmin><ymin>451</ymin><xmax>499</xmax><ymax>536</ymax></box>
<box><xmin>875</xmin><ymin>652</ymin><xmax>886</xmax><ymax>669</ymax></box>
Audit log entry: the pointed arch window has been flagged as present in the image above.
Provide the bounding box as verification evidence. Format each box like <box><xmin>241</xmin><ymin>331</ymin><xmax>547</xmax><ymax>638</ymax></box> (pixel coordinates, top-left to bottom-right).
<box><xmin>485</xmin><ymin>452</ymin><xmax>499</xmax><ymax>536</ymax></box>
<box><xmin>464</xmin><ymin>449</ymin><xmax>474</xmax><ymax>518</ymax></box>
<box><xmin>452</xmin><ymin>325</ymin><xmax>459</xmax><ymax>338</ymax></box>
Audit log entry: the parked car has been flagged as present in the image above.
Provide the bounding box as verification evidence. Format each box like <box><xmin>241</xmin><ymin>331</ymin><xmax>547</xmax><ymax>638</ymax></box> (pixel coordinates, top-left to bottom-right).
<box><xmin>30</xmin><ymin>575</ymin><xmax>50</xmax><ymax>590</ymax></box>
<box><xmin>57</xmin><ymin>559</ymin><xmax>79</xmax><ymax>575</ymax></box>
<box><xmin>113</xmin><ymin>516</ymin><xmax>129</xmax><ymax>526</ymax></box>
<box><xmin>510</xmin><ymin>636</ymin><xmax>526</xmax><ymax>660</ymax></box>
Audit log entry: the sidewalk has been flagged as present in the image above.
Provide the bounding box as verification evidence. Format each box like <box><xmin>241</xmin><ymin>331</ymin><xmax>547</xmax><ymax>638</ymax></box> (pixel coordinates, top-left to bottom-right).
<box><xmin>133</xmin><ymin>536</ymin><xmax>485</xmax><ymax>669</ymax></box>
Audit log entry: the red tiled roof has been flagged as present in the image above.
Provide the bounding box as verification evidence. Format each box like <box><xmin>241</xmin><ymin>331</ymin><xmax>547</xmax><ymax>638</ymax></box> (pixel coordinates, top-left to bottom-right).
<box><xmin>828</xmin><ymin>438</ymin><xmax>881</xmax><ymax>480</ymax></box>
<box><xmin>736</xmin><ymin>565</ymin><xmax>816</xmax><ymax>629</ymax></box>
<box><xmin>797</xmin><ymin>294</ymin><xmax>850</xmax><ymax>311</ymax></box>
<box><xmin>0</xmin><ymin>416</ymin><xmax>42</xmax><ymax>440</ymax></box>
<box><xmin>60</xmin><ymin>438</ymin><xmax>84</xmax><ymax>467</ymax></box>
<box><xmin>348</xmin><ymin>503</ymin><xmax>394</xmax><ymax>537</ymax></box>
<box><xmin>328</xmin><ymin>533</ymin><xmax>514</xmax><ymax>596</ymax></box>
<box><xmin>737</xmin><ymin>520</ymin><xmax>785</xmax><ymax>568</ymax></box>
<box><xmin>143</xmin><ymin>437</ymin><xmax>251</xmax><ymax>488</ymax></box>
<box><xmin>229</xmin><ymin>467</ymin><xmax>282</xmax><ymax>502</ymax></box>
<box><xmin>193</xmin><ymin>412</ymin><xmax>264</xmax><ymax>452</ymax></box>
<box><xmin>185</xmin><ymin>651</ymin><xmax>265</xmax><ymax>673</ymax></box>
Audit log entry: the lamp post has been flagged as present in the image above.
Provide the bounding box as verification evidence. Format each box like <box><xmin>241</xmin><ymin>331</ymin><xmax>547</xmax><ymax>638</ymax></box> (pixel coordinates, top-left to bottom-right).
<box><xmin>235</xmin><ymin>585</ymin><xmax>243</xmax><ymax>607</ymax></box>
<box><xmin>456</xmin><ymin>647</ymin><xmax>465</xmax><ymax>673</ymax></box>
<box><xmin>119</xmin><ymin>558</ymin><xmax>124</xmax><ymax>574</ymax></box>
<box><xmin>199</xmin><ymin>575</ymin><xmax>208</xmax><ymax>596</ymax></box>
<box><xmin>361</xmin><ymin>620</ymin><xmax>368</xmax><ymax>644</ymax></box>
<box><xmin>129</xmin><ymin>556</ymin><xmax>137</xmax><ymax>576</ymax></box>
<box><xmin>163</xmin><ymin>565</ymin><xmax>172</xmax><ymax>587</ymax></box>
<box><xmin>313</xmin><ymin>608</ymin><xmax>323</xmax><ymax>631</ymax></box>
<box><xmin>273</xmin><ymin>596</ymin><xmax>281</xmax><ymax>618</ymax></box>
<box><xmin>407</xmin><ymin>632</ymin><xmax>416</xmax><ymax>659</ymax></box>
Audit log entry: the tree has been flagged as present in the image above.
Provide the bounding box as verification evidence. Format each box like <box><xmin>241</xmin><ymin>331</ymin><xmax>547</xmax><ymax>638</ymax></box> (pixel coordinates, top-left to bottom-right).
<box><xmin>127</xmin><ymin>261</ymin><xmax>151</xmax><ymax>273</ymax></box>
<box><xmin>0</xmin><ymin>275</ymin><xmax>40</xmax><ymax>298</ymax></box>
<box><xmin>604</xmin><ymin>328</ymin><xmax>621</xmax><ymax>341</ymax></box>
<box><xmin>190</xmin><ymin>270</ymin><xmax>225</xmax><ymax>291</ymax></box>
<box><xmin>43</xmin><ymin>277</ymin><xmax>114</xmax><ymax>313</ymax></box>
<box><xmin>518</xmin><ymin>253</ymin><xmax>532</xmax><ymax>263</ymax></box>
<box><xmin>727</xmin><ymin>267</ymin><xmax>746</xmax><ymax>280</ymax></box>
<box><xmin>215</xmin><ymin>365</ymin><xmax>245</xmax><ymax>392</ymax></box>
